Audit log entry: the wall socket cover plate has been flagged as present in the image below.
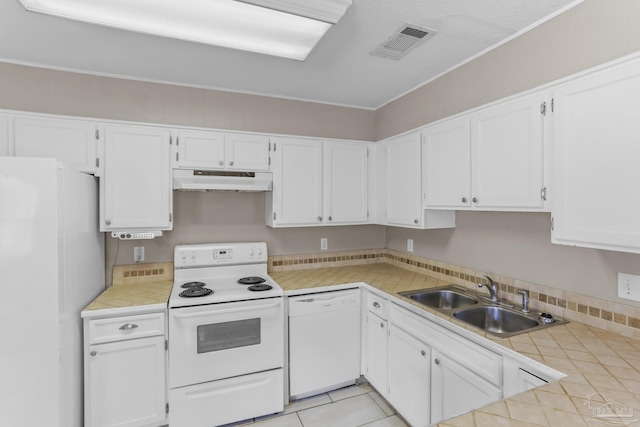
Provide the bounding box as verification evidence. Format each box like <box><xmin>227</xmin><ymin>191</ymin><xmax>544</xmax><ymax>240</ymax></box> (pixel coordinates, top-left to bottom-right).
<box><xmin>407</xmin><ymin>239</ymin><xmax>414</xmax><ymax>253</ymax></box>
<box><xmin>618</xmin><ymin>272</ymin><xmax>640</xmax><ymax>301</ymax></box>
<box><xmin>321</xmin><ymin>238</ymin><xmax>328</xmax><ymax>251</ymax></box>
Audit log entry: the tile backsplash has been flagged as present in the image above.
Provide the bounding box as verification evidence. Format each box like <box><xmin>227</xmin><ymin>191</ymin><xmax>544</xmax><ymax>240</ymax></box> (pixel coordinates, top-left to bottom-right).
<box><xmin>269</xmin><ymin>249</ymin><xmax>640</xmax><ymax>340</ymax></box>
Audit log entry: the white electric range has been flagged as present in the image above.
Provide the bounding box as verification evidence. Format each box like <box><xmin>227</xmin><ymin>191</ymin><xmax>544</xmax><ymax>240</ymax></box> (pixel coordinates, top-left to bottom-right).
<box><xmin>168</xmin><ymin>242</ymin><xmax>284</xmax><ymax>427</ymax></box>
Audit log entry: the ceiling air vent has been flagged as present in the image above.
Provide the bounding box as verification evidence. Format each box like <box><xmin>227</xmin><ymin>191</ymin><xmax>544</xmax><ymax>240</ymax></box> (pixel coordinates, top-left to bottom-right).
<box><xmin>371</xmin><ymin>23</ymin><xmax>437</xmax><ymax>60</ymax></box>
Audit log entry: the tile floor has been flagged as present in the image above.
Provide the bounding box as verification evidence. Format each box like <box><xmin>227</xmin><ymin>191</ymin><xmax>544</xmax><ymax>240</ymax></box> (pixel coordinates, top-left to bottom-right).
<box><xmin>227</xmin><ymin>383</ymin><xmax>408</xmax><ymax>427</ymax></box>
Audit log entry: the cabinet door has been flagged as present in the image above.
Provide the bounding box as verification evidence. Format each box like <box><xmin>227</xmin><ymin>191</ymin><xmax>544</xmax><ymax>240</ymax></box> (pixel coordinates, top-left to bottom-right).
<box><xmin>422</xmin><ymin>117</ymin><xmax>471</xmax><ymax>208</ymax></box>
<box><xmin>387</xmin><ymin>326</ymin><xmax>430</xmax><ymax>427</ymax></box>
<box><xmin>470</xmin><ymin>92</ymin><xmax>545</xmax><ymax>210</ymax></box>
<box><xmin>365</xmin><ymin>312</ymin><xmax>388</xmax><ymax>396</ymax></box>
<box><xmin>86</xmin><ymin>336</ymin><xmax>166</xmax><ymax>427</ymax></box>
<box><xmin>14</xmin><ymin>117</ymin><xmax>98</xmax><ymax>173</ymax></box>
<box><xmin>431</xmin><ymin>350</ymin><xmax>502</xmax><ymax>424</ymax></box>
<box><xmin>269</xmin><ymin>137</ymin><xmax>323</xmax><ymax>226</ymax></box>
<box><xmin>385</xmin><ymin>132</ymin><xmax>422</xmax><ymax>227</ymax></box>
<box><xmin>552</xmin><ymin>59</ymin><xmax>640</xmax><ymax>253</ymax></box>
<box><xmin>226</xmin><ymin>133</ymin><xmax>270</xmax><ymax>171</ymax></box>
<box><xmin>0</xmin><ymin>115</ymin><xmax>8</xmax><ymax>156</ymax></box>
<box><xmin>177</xmin><ymin>130</ymin><xmax>225</xmax><ymax>169</ymax></box>
<box><xmin>101</xmin><ymin>125</ymin><xmax>172</xmax><ymax>231</ymax></box>
<box><xmin>324</xmin><ymin>141</ymin><xmax>369</xmax><ymax>224</ymax></box>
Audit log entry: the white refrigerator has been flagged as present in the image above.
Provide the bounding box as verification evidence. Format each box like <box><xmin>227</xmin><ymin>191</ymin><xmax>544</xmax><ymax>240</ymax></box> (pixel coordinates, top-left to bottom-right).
<box><xmin>0</xmin><ymin>157</ymin><xmax>104</xmax><ymax>427</ymax></box>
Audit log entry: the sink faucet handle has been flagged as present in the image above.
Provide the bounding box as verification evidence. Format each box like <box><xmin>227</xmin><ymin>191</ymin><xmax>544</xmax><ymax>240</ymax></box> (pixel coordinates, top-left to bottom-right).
<box><xmin>518</xmin><ymin>289</ymin><xmax>531</xmax><ymax>313</ymax></box>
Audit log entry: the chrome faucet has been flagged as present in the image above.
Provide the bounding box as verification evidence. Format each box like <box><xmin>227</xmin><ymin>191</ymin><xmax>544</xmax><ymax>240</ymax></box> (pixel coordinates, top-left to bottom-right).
<box><xmin>478</xmin><ymin>275</ymin><xmax>500</xmax><ymax>303</ymax></box>
<box><xmin>518</xmin><ymin>289</ymin><xmax>531</xmax><ymax>313</ymax></box>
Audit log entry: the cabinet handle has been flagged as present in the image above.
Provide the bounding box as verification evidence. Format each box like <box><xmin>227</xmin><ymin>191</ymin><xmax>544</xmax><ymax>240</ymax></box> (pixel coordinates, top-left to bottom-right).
<box><xmin>414</xmin><ymin>219</ymin><xmax>419</xmax><ymax>224</ymax></box>
<box><xmin>461</xmin><ymin>197</ymin><xmax>467</xmax><ymax>203</ymax></box>
<box><xmin>318</xmin><ymin>216</ymin><xmax>323</xmax><ymax>222</ymax></box>
<box><xmin>90</xmin><ymin>351</ymin><xmax>97</xmax><ymax>357</ymax></box>
<box><xmin>472</xmin><ymin>197</ymin><xmax>478</xmax><ymax>203</ymax></box>
<box><xmin>119</xmin><ymin>323</ymin><xmax>139</xmax><ymax>331</ymax></box>
<box><xmin>105</xmin><ymin>220</ymin><xmax>111</xmax><ymax>225</ymax></box>
<box><xmin>435</xmin><ymin>358</ymin><xmax>440</xmax><ymax>365</ymax></box>
<box><xmin>421</xmin><ymin>350</ymin><xmax>427</xmax><ymax>356</ymax></box>
<box><xmin>218</xmin><ymin>160</ymin><xmax>224</xmax><ymax>166</ymax></box>
<box><xmin>373</xmin><ymin>301</ymin><xmax>381</xmax><ymax>308</ymax></box>
<box><xmin>229</xmin><ymin>161</ymin><xmax>234</xmax><ymax>166</ymax></box>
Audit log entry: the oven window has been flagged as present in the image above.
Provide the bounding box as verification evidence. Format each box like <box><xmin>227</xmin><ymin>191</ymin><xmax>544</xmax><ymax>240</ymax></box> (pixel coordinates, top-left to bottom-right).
<box><xmin>197</xmin><ymin>319</ymin><xmax>261</xmax><ymax>354</ymax></box>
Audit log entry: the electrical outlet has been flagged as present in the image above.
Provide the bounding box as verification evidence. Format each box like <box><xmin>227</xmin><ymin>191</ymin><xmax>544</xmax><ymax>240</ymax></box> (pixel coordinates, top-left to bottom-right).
<box><xmin>134</xmin><ymin>246</ymin><xmax>145</xmax><ymax>263</ymax></box>
<box><xmin>618</xmin><ymin>272</ymin><xmax>640</xmax><ymax>301</ymax></box>
<box><xmin>321</xmin><ymin>238</ymin><xmax>328</xmax><ymax>251</ymax></box>
<box><xmin>407</xmin><ymin>239</ymin><xmax>414</xmax><ymax>253</ymax></box>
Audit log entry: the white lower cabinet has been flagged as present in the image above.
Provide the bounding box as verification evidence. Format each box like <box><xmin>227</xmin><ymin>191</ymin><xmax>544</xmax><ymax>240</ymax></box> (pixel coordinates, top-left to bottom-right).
<box><xmin>387</xmin><ymin>325</ymin><xmax>431</xmax><ymax>427</ymax></box>
<box><xmin>0</xmin><ymin>115</ymin><xmax>9</xmax><ymax>156</ymax></box>
<box><xmin>431</xmin><ymin>349</ymin><xmax>501</xmax><ymax>423</ymax></box>
<box><xmin>365</xmin><ymin>311</ymin><xmax>388</xmax><ymax>395</ymax></box>
<box><xmin>84</xmin><ymin>312</ymin><xmax>167</xmax><ymax>427</ymax></box>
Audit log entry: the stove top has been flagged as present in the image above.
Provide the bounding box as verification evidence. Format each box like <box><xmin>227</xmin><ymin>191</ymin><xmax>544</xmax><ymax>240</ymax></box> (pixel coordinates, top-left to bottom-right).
<box><xmin>169</xmin><ymin>242</ymin><xmax>283</xmax><ymax>308</ymax></box>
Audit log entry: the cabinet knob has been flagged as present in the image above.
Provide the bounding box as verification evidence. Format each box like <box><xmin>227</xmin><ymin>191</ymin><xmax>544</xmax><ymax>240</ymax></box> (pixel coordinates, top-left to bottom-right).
<box><xmin>328</xmin><ymin>216</ymin><xmax>332</xmax><ymax>221</ymax></box>
<box><xmin>373</xmin><ymin>301</ymin><xmax>381</xmax><ymax>308</ymax></box>
<box><xmin>435</xmin><ymin>358</ymin><xmax>440</xmax><ymax>365</ymax></box>
<box><xmin>90</xmin><ymin>351</ymin><xmax>97</xmax><ymax>357</ymax></box>
<box><xmin>318</xmin><ymin>216</ymin><xmax>322</xmax><ymax>222</ymax></box>
<box><xmin>472</xmin><ymin>197</ymin><xmax>478</xmax><ymax>203</ymax></box>
<box><xmin>461</xmin><ymin>197</ymin><xmax>467</xmax><ymax>203</ymax></box>
<box><xmin>105</xmin><ymin>220</ymin><xmax>111</xmax><ymax>225</ymax></box>
<box><xmin>380</xmin><ymin>323</ymin><xmax>384</xmax><ymax>328</ymax></box>
<box><xmin>229</xmin><ymin>161</ymin><xmax>234</xmax><ymax>166</ymax></box>
<box><xmin>218</xmin><ymin>160</ymin><xmax>224</xmax><ymax>166</ymax></box>
<box><xmin>421</xmin><ymin>350</ymin><xmax>427</xmax><ymax>356</ymax></box>
<box><xmin>414</xmin><ymin>219</ymin><xmax>419</xmax><ymax>224</ymax></box>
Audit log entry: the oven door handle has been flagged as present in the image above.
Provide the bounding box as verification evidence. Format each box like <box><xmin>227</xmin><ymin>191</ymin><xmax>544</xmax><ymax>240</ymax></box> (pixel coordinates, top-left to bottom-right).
<box><xmin>172</xmin><ymin>301</ymin><xmax>281</xmax><ymax>319</ymax></box>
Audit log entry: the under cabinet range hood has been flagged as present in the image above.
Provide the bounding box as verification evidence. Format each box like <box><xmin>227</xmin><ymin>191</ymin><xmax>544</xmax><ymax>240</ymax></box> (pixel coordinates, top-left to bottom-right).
<box><xmin>173</xmin><ymin>170</ymin><xmax>273</xmax><ymax>191</ymax></box>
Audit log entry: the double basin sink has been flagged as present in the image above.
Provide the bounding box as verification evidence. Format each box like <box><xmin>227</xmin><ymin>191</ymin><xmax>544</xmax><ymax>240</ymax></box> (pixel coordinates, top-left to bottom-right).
<box><xmin>399</xmin><ymin>285</ymin><xmax>567</xmax><ymax>338</ymax></box>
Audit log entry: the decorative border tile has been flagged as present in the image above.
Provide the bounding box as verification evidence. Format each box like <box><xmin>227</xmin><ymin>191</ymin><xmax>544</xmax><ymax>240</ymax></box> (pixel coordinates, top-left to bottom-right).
<box><xmin>269</xmin><ymin>249</ymin><xmax>640</xmax><ymax>339</ymax></box>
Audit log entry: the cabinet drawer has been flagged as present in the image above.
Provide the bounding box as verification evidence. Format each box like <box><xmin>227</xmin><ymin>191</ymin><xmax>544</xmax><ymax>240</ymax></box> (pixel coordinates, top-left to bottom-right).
<box><xmin>368</xmin><ymin>292</ymin><xmax>388</xmax><ymax>319</ymax></box>
<box><xmin>390</xmin><ymin>304</ymin><xmax>501</xmax><ymax>386</ymax></box>
<box><xmin>88</xmin><ymin>312</ymin><xmax>165</xmax><ymax>345</ymax></box>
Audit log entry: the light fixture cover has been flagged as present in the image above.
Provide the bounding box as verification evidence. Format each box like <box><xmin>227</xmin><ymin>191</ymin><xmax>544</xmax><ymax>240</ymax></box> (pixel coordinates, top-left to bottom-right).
<box><xmin>17</xmin><ymin>0</ymin><xmax>340</xmax><ymax>60</ymax></box>
<box><xmin>235</xmin><ymin>0</ymin><xmax>353</xmax><ymax>24</ymax></box>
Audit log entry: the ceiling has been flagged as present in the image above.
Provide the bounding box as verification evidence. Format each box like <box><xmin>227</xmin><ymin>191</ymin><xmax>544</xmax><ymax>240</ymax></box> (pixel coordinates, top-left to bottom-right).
<box><xmin>0</xmin><ymin>0</ymin><xmax>582</xmax><ymax>110</ymax></box>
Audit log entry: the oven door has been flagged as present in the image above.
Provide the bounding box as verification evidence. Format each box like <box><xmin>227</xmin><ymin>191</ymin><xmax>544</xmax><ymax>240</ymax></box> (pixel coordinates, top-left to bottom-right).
<box><xmin>169</xmin><ymin>297</ymin><xmax>284</xmax><ymax>389</ymax></box>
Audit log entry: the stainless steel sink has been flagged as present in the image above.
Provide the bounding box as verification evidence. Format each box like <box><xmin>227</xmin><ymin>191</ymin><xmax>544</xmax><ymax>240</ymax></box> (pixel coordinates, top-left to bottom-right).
<box><xmin>397</xmin><ymin>285</ymin><xmax>567</xmax><ymax>338</ymax></box>
<box><xmin>453</xmin><ymin>306</ymin><xmax>539</xmax><ymax>337</ymax></box>
<box><xmin>400</xmin><ymin>288</ymin><xmax>478</xmax><ymax>310</ymax></box>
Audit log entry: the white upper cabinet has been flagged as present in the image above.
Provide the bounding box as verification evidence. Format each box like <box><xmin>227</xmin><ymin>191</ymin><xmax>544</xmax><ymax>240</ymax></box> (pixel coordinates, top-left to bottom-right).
<box><xmin>323</xmin><ymin>140</ymin><xmax>369</xmax><ymax>224</ymax></box>
<box><xmin>552</xmin><ymin>58</ymin><xmax>640</xmax><ymax>253</ymax></box>
<box><xmin>385</xmin><ymin>132</ymin><xmax>424</xmax><ymax>227</ymax></box>
<box><xmin>469</xmin><ymin>92</ymin><xmax>546</xmax><ymax>211</ymax></box>
<box><xmin>100</xmin><ymin>124</ymin><xmax>173</xmax><ymax>232</ymax></box>
<box><xmin>0</xmin><ymin>115</ymin><xmax>8</xmax><ymax>156</ymax></box>
<box><xmin>267</xmin><ymin>137</ymin><xmax>323</xmax><ymax>227</ymax></box>
<box><xmin>176</xmin><ymin>130</ymin><xmax>270</xmax><ymax>171</ymax></box>
<box><xmin>267</xmin><ymin>138</ymin><xmax>371</xmax><ymax>227</ymax></box>
<box><xmin>381</xmin><ymin>132</ymin><xmax>455</xmax><ymax>229</ymax></box>
<box><xmin>14</xmin><ymin>116</ymin><xmax>98</xmax><ymax>173</ymax></box>
<box><xmin>422</xmin><ymin>117</ymin><xmax>471</xmax><ymax>208</ymax></box>
<box><xmin>422</xmin><ymin>92</ymin><xmax>548</xmax><ymax>211</ymax></box>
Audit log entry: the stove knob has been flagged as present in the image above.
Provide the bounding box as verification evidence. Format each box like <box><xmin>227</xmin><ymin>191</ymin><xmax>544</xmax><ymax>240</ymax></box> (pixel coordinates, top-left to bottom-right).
<box><xmin>249</xmin><ymin>248</ymin><xmax>255</xmax><ymax>256</ymax></box>
<box><xmin>256</xmin><ymin>248</ymin><xmax>263</xmax><ymax>256</ymax></box>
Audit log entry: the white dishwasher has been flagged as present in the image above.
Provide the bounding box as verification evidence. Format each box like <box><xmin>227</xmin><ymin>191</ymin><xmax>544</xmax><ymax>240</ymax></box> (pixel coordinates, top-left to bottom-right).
<box><xmin>288</xmin><ymin>288</ymin><xmax>361</xmax><ymax>399</ymax></box>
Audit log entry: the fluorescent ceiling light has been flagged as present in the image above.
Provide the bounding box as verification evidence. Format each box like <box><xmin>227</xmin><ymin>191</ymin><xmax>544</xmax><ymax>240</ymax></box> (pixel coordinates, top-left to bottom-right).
<box><xmin>18</xmin><ymin>0</ymin><xmax>352</xmax><ymax>60</ymax></box>
<box><xmin>235</xmin><ymin>0</ymin><xmax>353</xmax><ymax>24</ymax></box>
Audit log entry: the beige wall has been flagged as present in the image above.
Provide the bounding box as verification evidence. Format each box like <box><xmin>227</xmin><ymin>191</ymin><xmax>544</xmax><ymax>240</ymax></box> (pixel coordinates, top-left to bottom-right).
<box><xmin>381</xmin><ymin>0</ymin><xmax>640</xmax><ymax>306</ymax></box>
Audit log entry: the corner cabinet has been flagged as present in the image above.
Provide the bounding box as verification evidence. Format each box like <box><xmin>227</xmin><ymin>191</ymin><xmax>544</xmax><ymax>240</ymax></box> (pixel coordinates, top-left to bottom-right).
<box><xmin>422</xmin><ymin>92</ymin><xmax>548</xmax><ymax>211</ymax></box>
<box><xmin>378</xmin><ymin>131</ymin><xmax>455</xmax><ymax>229</ymax></box>
<box><xmin>552</xmin><ymin>57</ymin><xmax>640</xmax><ymax>253</ymax></box>
<box><xmin>100</xmin><ymin>124</ymin><xmax>173</xmax><ymax>232</ymax></box>
<box><xmin>84</xmin><ymin>311</ymin><xmax>168</xmax><ymax>427</ymax></box>
<box><xmin>266</xmin><ymin>137</ymin><xmax>370</xmax><ymax>227</ymax></box>
<box><xmin>13</xmin><ymin>116</ymin><xmax>99</xmax><ymax>174</ymax></box>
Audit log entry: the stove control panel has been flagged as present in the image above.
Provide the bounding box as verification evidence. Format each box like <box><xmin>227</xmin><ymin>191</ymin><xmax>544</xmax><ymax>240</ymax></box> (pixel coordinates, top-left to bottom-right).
<box><xmin>175</xmin><ymin>242</ymin><xmax>268</xmax><ymax>268</ymax></box>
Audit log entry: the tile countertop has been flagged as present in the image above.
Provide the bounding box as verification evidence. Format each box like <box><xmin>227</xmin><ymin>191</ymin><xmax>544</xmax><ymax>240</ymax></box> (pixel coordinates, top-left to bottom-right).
<box><xmin>271</xmin><ymin>263</ymin><xmax>640</xmax><ymax>427</ymax></box>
